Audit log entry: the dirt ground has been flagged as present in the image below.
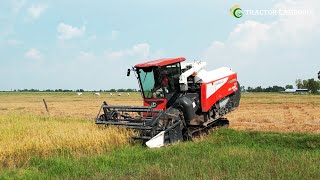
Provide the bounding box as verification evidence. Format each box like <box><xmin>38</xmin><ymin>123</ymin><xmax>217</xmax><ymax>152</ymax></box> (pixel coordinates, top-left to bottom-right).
<box><xmin>0</xmin><ymin>92</ymin><xmax>319</xmax><ymax>133</ymax></box>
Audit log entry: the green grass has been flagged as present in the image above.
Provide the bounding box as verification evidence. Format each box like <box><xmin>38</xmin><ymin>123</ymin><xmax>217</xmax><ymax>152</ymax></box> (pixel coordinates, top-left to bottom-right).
<box><xmin>1</xmin><ymin>129</ymin><xmax>319</xmax><ymax>179</ymax></box>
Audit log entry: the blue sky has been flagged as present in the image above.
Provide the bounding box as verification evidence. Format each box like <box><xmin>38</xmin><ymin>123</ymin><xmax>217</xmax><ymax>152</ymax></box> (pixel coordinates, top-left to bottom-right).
<box><xmin>0</xmin><ymin>0</ymin><xmax>319</xmax><ymax>90</ymax></box>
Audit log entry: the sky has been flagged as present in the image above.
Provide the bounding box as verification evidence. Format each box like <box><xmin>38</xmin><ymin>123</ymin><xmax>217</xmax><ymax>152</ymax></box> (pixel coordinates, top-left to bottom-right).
<box><xmin>0</xmin><ymin>0</ymin><xmax>319</xmax><ymax>90</ymax></box>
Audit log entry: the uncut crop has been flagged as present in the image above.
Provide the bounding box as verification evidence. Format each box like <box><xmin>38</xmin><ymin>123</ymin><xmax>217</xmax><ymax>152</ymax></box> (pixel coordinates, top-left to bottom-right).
<box><xmin>0</xmin><ymin>113</ymin><xmax>133</xmax><ymax>168</ymax></box>
<box><xmin>0</xmin><ymin>92</ymin><xmax>319</xmax><ymax>169</ymax></box>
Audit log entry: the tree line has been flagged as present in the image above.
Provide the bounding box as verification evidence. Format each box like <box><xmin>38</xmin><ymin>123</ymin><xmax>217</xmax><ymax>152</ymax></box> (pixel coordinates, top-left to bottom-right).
<box><xmin>243</xmin><ymin>86</ymin><xmax>286</xmax><ymax>93</ymax></box>
<box><xmin>6</xmin><ymin>89</ymin><xmax>139</xmax><ymax>92</ymax></box>
<box><xmin>243</xmin><ymin>78</ymin><xmax>320</xmax><ymax>94</ymax></box>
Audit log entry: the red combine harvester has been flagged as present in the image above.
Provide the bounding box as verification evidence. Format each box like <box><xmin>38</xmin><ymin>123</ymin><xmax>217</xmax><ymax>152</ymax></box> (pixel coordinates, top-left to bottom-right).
<box><xmin>96</xmin><ymin>57</ymin><xmax>240</xmax><ymax>148</ymax></box>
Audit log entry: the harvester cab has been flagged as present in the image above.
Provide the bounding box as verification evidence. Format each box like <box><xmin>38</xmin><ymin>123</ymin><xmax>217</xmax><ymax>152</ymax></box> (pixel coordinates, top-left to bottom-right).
<box><xmin>134</xmin><ymin>57</ymin><xmax>185</xmax><ymax>111</ymax></box>
<box><xmin>96</xmin><ymin>57</ymin><xmax>241</xmax><ymax>148</ymax></box>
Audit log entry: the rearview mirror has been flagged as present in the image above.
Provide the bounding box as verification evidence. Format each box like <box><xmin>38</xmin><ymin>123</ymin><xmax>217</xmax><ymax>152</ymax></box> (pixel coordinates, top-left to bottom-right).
<box><xmin>127</xmin><ymin>69</ymin><xmax>131</xmax><ymax>76</ymax></box>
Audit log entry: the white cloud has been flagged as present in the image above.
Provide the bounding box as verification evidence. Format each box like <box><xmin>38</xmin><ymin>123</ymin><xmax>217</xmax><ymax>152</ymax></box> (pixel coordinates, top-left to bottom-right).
<box><xmin>203</xmin><ymin>20</ymin><xmax>272</xmax><ymax>61</ymax></box>
<box><xmin>202</xmin><ymin>0</ymin><xmax>320</xmax><ymax>87</ymax></box>
<box><xmin>229</xmin><ymin>21</ymin><xmax>270</xmax><ymax>51</ymax></box>
<box><xmin>77</xmin><ymin>51</ymin><xmax>96</xmax><ymax>61</ymax></box>
<box><xmin>7</xmin><ymin>39</ymin><xmax>23</xmax><ymax>46</ymax></box>
<box><xmin>111</xmin><ymin>30</ymin><xmax>119</xmax><ymax>40</ymax></box>
<box><xmin>104</xmin><ymin>43</ymin><xmax>150</xmax><ymax>60</ymax></box>
<box><xmin>12</xmin><ymin>0</ymin><xmax>26</xmax><ymax>14</ymax></box>
<box><xmin>88</xmin><ymin>35</ymin><xmax>97</xmax><ymax>40</ymax></box>
<box><xmin>104</xmin><ymin>51</ymin><xmax>125</xmax><ymax>60</ymax></box>
<box><xmin>27</xmin><ymin>4</ymin><xmax>48</xmax><ymax>19</ymax></box>
<box><xmin>205</xmin><ymin>0</ymin><xmax>320</xmax><ymax>53</ymax></box>
<box><xmin>129</xmin><ymin>43</ymin><xmax>150</xmax><ymax>58</ymax></box>
<box><xmin>25</xmin><ymin>48</ymin><xmax>42</xmax><ymax>60</ymax></box>
<box><xmin>57</xmin><ymin>23</ymin><xmax>86</xmax><ymax>40</ymax></box>
<box><xmin>79</xmin><ymin>51</ymin><xmax>95</xmax><ymax>58</ymax></box>
<box><xmin>271</xmin><ymin>0</ymin><xmax>320</xmax><ymax>45</ymax></box>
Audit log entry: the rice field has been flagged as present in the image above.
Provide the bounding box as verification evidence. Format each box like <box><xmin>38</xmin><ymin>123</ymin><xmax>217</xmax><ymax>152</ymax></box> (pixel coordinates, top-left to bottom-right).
<box><xmin>1</xmin><ymin>92</ymin><xmax>319</xmax><ymax>133</ymax></box>
<box><xmin>227</xmin><ymin>93</ymin><xmax>320</xmax><ymax>133</ymax></box>
<box><xmin>0</xmin><ymin>92</ymin><xmax>138</xmax><ymax>168</ymax></box>
<box><xmin>0</xmin><ymin>113</ymin><xmax>133</xmax><ymax>168</ymax></box>
<box><xmin>0</xmin><ymin>92</ymin><xmax>319</xmax><ymax>169</ymax></box>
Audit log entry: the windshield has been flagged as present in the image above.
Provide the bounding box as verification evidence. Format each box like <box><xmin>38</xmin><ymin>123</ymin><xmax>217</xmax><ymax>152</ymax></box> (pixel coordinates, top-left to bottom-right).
<box><xmin>138</xmin><ymin>68</ymin><xmax>156</xmax><ymax>98</ymax></box>
<box><xmin>138</xmin><ymin>63</ymin><xmax>181</xmax><ymax>99</ymax></box>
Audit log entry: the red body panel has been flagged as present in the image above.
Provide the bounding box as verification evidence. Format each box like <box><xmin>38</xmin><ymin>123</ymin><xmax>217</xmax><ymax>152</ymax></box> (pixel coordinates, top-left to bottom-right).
<box><xmin>143</xmin><ymin>98</ymin><xmax>167</xmax><ymax>110</ymax></box>
<box><xmin>143</xmin><ymin>98</ymin><xmax>167</xmax><ymax>116</ymax></box>
<box><xmin>135</xmin><ymin>57</ymin><xmax>186</xmax><ymax>68</ymax></box>
<box><xmin>201</xmin><ymin>73</ymin><xmax>238</xmax><ymax>112</ymax></box>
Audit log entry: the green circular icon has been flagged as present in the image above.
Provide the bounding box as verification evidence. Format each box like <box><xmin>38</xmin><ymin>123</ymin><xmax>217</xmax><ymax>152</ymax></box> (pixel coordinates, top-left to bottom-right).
<box><xmin>233</xmin><ymin>8</ymin><xmax>243</xmax><ymax>18</ymax></box>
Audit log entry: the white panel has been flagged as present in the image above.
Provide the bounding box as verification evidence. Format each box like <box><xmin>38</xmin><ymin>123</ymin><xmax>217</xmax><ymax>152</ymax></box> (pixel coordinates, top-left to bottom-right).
<box><xmin>195</xmin><ymin>67</ymin><xmax>235</xmax><ymax>83</ymax></box>
<box><xmin>206</xmin><ymin>83</ymin><xmax>215</xmax><ymax>99</ymax></box>
<box><xmin>145</xmin><ymin>131</ymin><xmax>165</xmax><ymax>148</ymax></box>
<box><xmin>206</xmin><ymin>77</ymin><xmax>228</xmax><ymax>98</ymax></box>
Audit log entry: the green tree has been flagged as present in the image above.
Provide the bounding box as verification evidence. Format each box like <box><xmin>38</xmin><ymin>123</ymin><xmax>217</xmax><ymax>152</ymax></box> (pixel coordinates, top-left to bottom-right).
<box><xmin>285</xmin><ymin>85</ymin><xmax>293</xmax><ymax>89</ymax></box>
<box><xmin>272</xmin><ymin>86</ymin><xmax>285</xmax><ymax>92</ymax></box>
<box><xmin>305</xmin><ymin>79</ymin><xmax>320</xmax><ymax>94</ymax></box>
<box><xmin>255</xmin><ymin>86</ymin><xmax>263</xmax><ymax>92</ymax></box>
<box><xmin>126</xmin><ymin>88</ymin><xmax>136</xmax><ymax>92</ymax></box>
<box><xmin>295</xmin><ymin>79</ymin><xmax>303</xmax><ymax>89</ymax></box>
<box><xmin>302</xmin><ymin>80</ymin><xmax>308</xmax><ymax>88</ymax></box>
<box><xmin>296</xmin><ymin>78</ymin><xmax>320</xmax><ymax>94</ymax></box>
